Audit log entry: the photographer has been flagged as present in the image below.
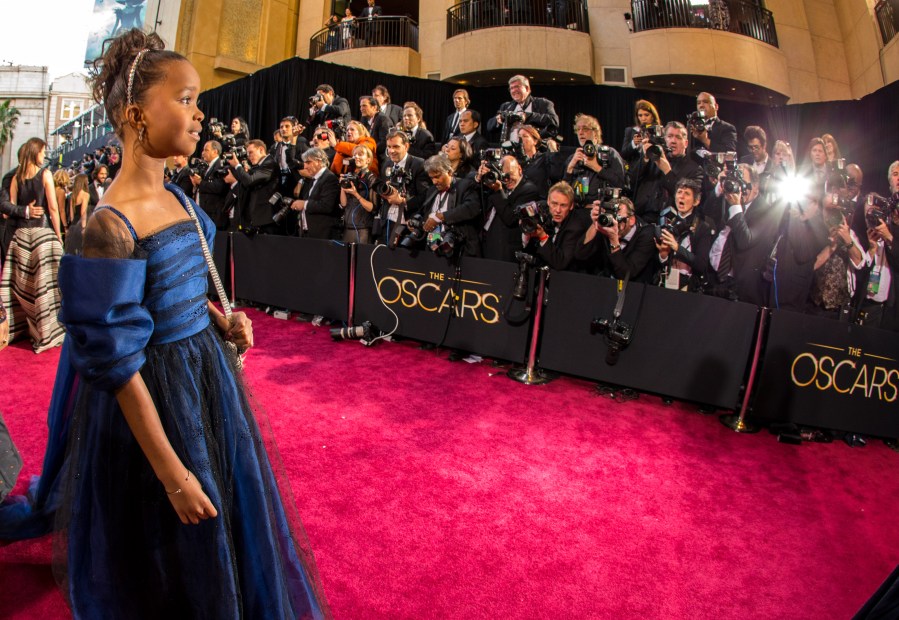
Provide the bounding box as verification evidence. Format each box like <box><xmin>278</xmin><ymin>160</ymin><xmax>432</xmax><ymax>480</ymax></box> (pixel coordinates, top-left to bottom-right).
<box><xmin>630</xmin><ymin>121</ymin><xmax>703</xmax><ymax>225</ymax></box>
<box><xmin>517</xmin><ymin>124</ymin><xmax>557</xmax><ymax>197</ymax></box>
<box><xmin>480</xmin><ymin>155</ymin><xmax>542</xmax><ymax>262</ymax></box>
<box><xmin>228</xmin><ymin>139</ymin><xmax>279</xmax><ymax>234</ymax></box>
<box><xmin>621</xmin><ymin>99</ymin><xmax>662</xmax><ymax>171</ymax></box>
<box><xmin>169</xmin><ymin>155</ymin><xmax>195</xmax><ymax>197</ymax></box>
<box><xmin>400</xmin><ymin>103</ymin><xmax>437</xmax><ymax>160</ymax></box>
<box><xmin>290</xmin><ymin>147</ymin><xmax>340</xmax><ymax>239</ymax></box>
<box><xmin>359</xmin><ymin>96</ymin><xmax>390</xmax><ymax>158</ymax></box>
<box><xmin>577</xmin><ymin>196</ymin><xmax>657</xmax><ymax>283</ymax></box>
<box><xmin>339</xmin><ymin>145</ymin><xmax>379</xmax><ymax>244</ymax></box>
<box><xmin>563</xmin><ymin>114</ymin><xmax>626</xmax><ymax>206</ymax></box>
<box><xmin>373</xmin><ymin>129</ymin><xmax>430</xmax><ymax>242</ymax></box>
<box><xmin>310</xmin><ymin>126</ymin><xmax>338</xmax><ymax>166</ymax></box>
<box><xmin>488</xmin><ymin>75</ymin><xmax>560</xmax><ymax>143</ymax></box>
<box><xmin>307</xmin><ymin>84</ymin><xmax>352</xmax><ymax>134</ymax></box>
<box><xmin>442</xmin><ymin>138</ymin><xmax>476</xmax><ymax>179</ymax></box>
<box><xmin>810</xmin><ymin>190</ymin><xmax>866</xmax><ymax>318</ymax></box>
<box><xmin>418</xmin><ymin>154</ymin><xmax>482</xmax><ymax>257</ymax></box>
<box><xmin>371</xmin><ymin>85</ymin><xmax>403</xmax><ymax>127</ymax></box>
<box><xmin>191</xmin><ymin>140</ymin><xmax>230</xmax><ymax>230</ymax></box>
<box><xmin>708</xmin><ymin>164</ymin><xmax>810</xmax><ymax>305</ymax></box>
<box><xmin>523</xmin><ymin>181</ymin><xmax>591</xmax><ymax>271</ymax></box>
<box><xmin>331</xmin><ymin>120</ymin><xmax>379</xmax><ymax>177</ymax></box>
<box><xmin>212</xmin><ymin>117</ymin><xmax>249</xmax><ymax>147</ymax></box>
<box><xmin>689</xmin><ymin>92</ymin><xmax>737</xmax><ymax>156</ymax></box>
<box><xmin>848</xmin><ymin>162</ymin><xmax>899</xmax><ymax>330</ymax></box>
<box><xmin>270</xmin><ymin>116</ymin><xmax>308</xmax><ymax>193</ymax></box>
<box><xmin>654</xmin><ymin>179</ymin><xmax>715</xmax><ymax>291</ymax></box>
<box><xmin>456</xmin><ymin>110</ymin><xmax>488</xmax><ymax>158</ymax></box>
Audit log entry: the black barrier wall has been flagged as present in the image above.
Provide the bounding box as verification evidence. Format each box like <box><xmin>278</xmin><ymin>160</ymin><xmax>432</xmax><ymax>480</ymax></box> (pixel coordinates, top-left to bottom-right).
<box><xmin>232</xmin><ymin>234</ymin><xmax>349</xmax><ymax>322</ymax></box>
<box><xmin>538</xmin><ymin>271</ymin><xmax>760</xmax><ymax>409</ymax></box>
<box><xmin>753</xmin><ymin>310</ymin><xmax>899</xmax><ymax>438</ymax></box>
<box><xmin>352</xmin><ymin>245</ymin><xmax>531</xmax><ymax>363</ymax></box>
<box><xmin>211</xmin><ymin>232</ymin><xmax>231</xmax><ymax>299</ymax></box>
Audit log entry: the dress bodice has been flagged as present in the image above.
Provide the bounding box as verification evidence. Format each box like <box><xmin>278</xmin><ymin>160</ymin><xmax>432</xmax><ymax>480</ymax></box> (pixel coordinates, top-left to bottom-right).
<box><xmin>136</xmin><ymin>219</ymin><xmax>211</xmax><ymax>345</ymax></box>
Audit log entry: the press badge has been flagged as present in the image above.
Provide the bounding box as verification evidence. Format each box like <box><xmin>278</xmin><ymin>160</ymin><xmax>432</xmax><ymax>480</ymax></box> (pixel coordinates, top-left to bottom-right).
<box><xmin>867</xmin><ymin>268</ymin><xmax>881</xmax><ymax>296</ymax></box>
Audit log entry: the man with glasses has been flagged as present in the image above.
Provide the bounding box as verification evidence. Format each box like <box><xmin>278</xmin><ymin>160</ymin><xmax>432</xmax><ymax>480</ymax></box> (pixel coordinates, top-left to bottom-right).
<box><xmin>740</xmin><ymin>126</ymin><xmax>775</xmax><ymax>197</ymax></box>
<box><xmin>563</xmin><ymin>114</ymin><xmax>626</xmax><ymax>206</ymax></box>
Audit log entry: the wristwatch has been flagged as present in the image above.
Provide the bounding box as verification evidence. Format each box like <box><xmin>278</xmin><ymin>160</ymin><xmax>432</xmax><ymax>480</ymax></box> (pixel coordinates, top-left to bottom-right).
<box><xmin>609</xmin><ymin>244</ymin><xmax>621</xmax><ymax>251</ymax></box>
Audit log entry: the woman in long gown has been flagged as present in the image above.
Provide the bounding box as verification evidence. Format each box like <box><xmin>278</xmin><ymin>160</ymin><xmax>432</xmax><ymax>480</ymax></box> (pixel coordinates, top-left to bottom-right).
<box><xmin>48</xmin><ymin>29</ymin><xmax>330</xmax><ymax>619</ymax></box>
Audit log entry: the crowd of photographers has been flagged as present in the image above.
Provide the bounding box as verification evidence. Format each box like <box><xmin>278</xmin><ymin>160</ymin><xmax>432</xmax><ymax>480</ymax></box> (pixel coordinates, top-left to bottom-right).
<box><xmin>58</xmin><ymin>76</ymin><xmax>898</xmax><ymax>332</ymax></box>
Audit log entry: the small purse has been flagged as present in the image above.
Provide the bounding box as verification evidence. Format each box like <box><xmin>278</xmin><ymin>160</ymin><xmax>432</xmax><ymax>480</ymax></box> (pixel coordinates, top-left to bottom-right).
<box><xmin>182</xmin><ymin>197</ymin><xmax>246</xmax><ymax>370</ymax></box>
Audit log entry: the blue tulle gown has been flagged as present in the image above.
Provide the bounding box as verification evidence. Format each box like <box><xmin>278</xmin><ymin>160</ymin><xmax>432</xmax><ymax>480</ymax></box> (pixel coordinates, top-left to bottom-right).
<box><xmin>49</xmin><ymin>185</ymin><xmax>329</xmax><ymax>619</ymax></box>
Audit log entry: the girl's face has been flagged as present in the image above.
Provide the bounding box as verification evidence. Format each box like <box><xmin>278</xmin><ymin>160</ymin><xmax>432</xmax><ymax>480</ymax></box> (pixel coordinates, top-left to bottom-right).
<box><xmin>231</xmin><ymin>118</ymin><xmax>241</xmax><ymax>133</ymax></box>
<box><xmin>519</xmin><ymin>132</ymin><xmax>537</xmax><ymax>153</ymax></box>
<box><xmin>824</xmin><ymin>140</ymin><xmax>835</xmax><ymax>158</ymax></box>
<box><xmin>345</xmin><ymin>124</ymin><xmax>359</xmax><ymax>141</ymax></box>
<box><xmin>636</xmin><ymin>109</ymin><xmax>653</xmax><ymax>125</ymax></box>
<box><xmin>139</xmin><ymin>60</ymin><xmax>204</xmax><ymax>158</ymax></box>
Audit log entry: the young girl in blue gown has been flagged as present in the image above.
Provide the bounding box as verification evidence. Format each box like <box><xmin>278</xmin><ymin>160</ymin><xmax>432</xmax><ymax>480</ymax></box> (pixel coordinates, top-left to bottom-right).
<box><xmin>48</xmin><ymin>29</ymin><xmax>331</xmax><ymax>619</ymax></box>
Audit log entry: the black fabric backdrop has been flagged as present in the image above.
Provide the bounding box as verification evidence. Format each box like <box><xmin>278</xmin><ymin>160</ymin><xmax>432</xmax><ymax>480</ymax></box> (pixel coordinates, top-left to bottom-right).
<box><xmin>197</xmin><ymin>56</ymin><xmax>899</xmax><ymax>195</ymax></box>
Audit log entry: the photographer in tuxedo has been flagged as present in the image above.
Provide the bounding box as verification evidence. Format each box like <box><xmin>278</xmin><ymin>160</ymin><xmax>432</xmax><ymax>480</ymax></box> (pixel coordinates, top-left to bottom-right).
<box><xmin>308</xmin><ymin>84</ymin><xmax>352</xmax><ymax>134</ymax></box>
<box><xmin>444</xmin><ymin>89</ymin><xmax>470</xmax><ymax>143</ymax></box>
<box><xmin>690</xmin><ymin>92</ymin><xmax>737</xmax><ymax>156</ymax></box>
<box><xmin>479</xmin><ymin>155</ymin><xmax>542</xmax><ymax>262</ymax></box>
<box><xmin>228</xmin><ymin>139</ymin><xmax>279</xmax><ymax>234</ymax></box>
<box><xmin>576</xmin><ymin>195</ymin><xmax>657</xmax><ymax>283</ymax></box>
<box><xmin>290</xmin><ymin>147</ymin><xmax>340</xmax><ymax>239</ymax></box>
<box><xmin>419</xmin><ymin>154</ymin><xmax>483</xmax><ymax>258</ymax></box>
<box><xmin>523</xmin><ymin>181</ymin><xmax>592</xmax><ymax>271</ymax></box>
<box><xmin>373</xmin><ymin>129</ymin><xmax>431</xmax><ymax>242</ymax></box>
<box><xmin>191</xmin><ymin>140</ymin><xmax>230</xmax><ymax>230</ymax></box>
<box><xmin>487</xmin><ymin>75</ymin><xmax>559</xmax><ymax>142</ymax></box>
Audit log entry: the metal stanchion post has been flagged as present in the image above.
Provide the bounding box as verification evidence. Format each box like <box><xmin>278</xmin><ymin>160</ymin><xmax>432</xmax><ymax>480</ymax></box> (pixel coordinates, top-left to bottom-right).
<box><xmin>720</xmin><ymin>307</ymin><xmax>768</xmax><ymax>433</ymax></box>
<box><xmin>508</xmin><ymin>267</ymin><xmax>555</xmax><ymax>385</ymax></box>
<box><xmin>228</xmin><ymin>232</ymin><xmax>236</xmax><ymax>308</ymax></box>
<box><xmin>347</xmin><ymin>242</ymin><xmax>357</xmax><ymax>327</ymax></box>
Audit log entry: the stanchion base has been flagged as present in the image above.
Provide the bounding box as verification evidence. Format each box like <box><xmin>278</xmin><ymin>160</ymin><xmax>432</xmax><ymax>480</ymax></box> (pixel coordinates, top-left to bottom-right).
<box><xmin>719</xmin><ymin>414</ymin><xmax>760</xmax><ymax>434</ymax></box>
<box><xmin>507</xmin><ymin>366</ymin><xmax>555</xmax><ymax>385</ymax></box>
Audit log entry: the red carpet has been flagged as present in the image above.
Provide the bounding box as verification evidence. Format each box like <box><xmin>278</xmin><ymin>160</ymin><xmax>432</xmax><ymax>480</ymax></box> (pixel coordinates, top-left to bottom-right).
<box><xmin>1</xmin><ymin>308</ymin><xmax>897</xmax><ymax>619</ymax></box>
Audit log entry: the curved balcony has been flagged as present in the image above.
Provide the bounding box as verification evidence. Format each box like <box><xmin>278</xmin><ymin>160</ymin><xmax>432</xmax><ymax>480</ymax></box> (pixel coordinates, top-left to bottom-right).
<box><xmin>876</xmin><ymin>0</ymin><xmax>899</xmax><ymax>46</ymax></box>
<box><xmin>309</xmin><ymin>16</ymin><xmax>419</xmax><ymax>60</ymax></box>
<box><xmin>446</xmin><ymin>0</ymin><xmax>589</xmax><ymax>39</ymax></box>
<box><xmin>630</xmin><ymin>0</ymin><xmax>778</xmax><ymax>47</ymax></box>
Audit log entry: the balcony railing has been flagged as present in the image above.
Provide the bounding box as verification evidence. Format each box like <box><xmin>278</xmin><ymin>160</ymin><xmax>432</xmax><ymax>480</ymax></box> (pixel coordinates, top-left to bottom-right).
<box><xmin>447</xmin><ymin>0</ymin><xmax>589</xmax><ymax>39</ymax></box>
<box><xmin>630</xmin><ymin>0</ymin><xmax>778</xmax><ymax>47</ymax></box>
<box><xmin>876</xmin><ymin>0</ymin><xmax>899</xmax><ymax>45</ymax></box>
<box><xmin>309</xmin><ymin>15</ymin><xmax>419</xmax><ymax>59</ymax></box>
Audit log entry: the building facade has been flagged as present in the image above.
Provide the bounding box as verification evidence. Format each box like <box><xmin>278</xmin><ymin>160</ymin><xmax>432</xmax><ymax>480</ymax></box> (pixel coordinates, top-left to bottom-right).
<box><xmin>46</xmin><ymin>73</ymin><xmax>92</xmax><ymax>152</ymax></box>
<box><xmin>174</xmin><ymin>0</ymin><xmax>899</xmax><ymax>103</ymax></box>
<box><xmin>0</xmin><ymin>65</ymin><xmax>49</xmax><ymax>175</ymax></box>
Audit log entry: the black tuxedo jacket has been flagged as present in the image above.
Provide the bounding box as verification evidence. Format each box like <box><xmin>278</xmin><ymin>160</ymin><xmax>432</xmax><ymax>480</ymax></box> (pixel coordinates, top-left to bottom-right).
<box><xmin>379</xmin><ymin>155</ymin><xmax>431</xmax><ymax>219</ymax></box>
<box><xmin>723</xmin><ymin>195</ymin><xmax>784</xmax><ymax>305</ymax></box>
<box><xmin>525</xmin><ymin>207</ymin><xmax>591</xmax><ymax>271</ymax></box>
<box><xmin>460</xmin><ymin>132</ymin><xmax>489</xmax><ymax>159</ymax></box>
<box><xmin>575</xmin><ymin>220</ymin><xmax>658</xmax><ymax>282</ymax></box>
<box><xmin>231</xmin><ymin>155</ymin><xmax>279</xmax><ymax>228</ymax></box>
<box><xmin>360</xmin><ymin>5</ymin><xmax>382</xmax><ymax>18</ymax></box>
<box><xmin>197</xmin><ymin>159</ymin><xmax>230</xmax><ymax>229</ymax></box>
<box><xmin>363</xmin><ymin>112</ymin><xmax>391</xmax><ymax>157</ymax></box>
<box><xmin>444</xmin><ymin>110</ymin><xmax>464</xmax><ymax>143</ymax></box>
<box><xmin>408</xmin><ymin>128</ymin><xmax>438</xmax><ymax>160</ymax></box>
<box><xmin>420</xmin><ymin>177</ymin><xmax>483</xmax><ymax>257</ymax></box>
<box><xmin>631</xmin><ymin>153</ymin><xmax>703</xmax><ymax>223</ymax></box>
<box><xmin>170</xmin><ymin>167</ymin><xmax>195</xmax><ymax>198</ymax></box>
<box><xmin>87</xmin><ymin>181</ymin><xmax>109</xmax><ymax>209</ymax></box>
<box><xmin>483</xmin><ymin>179</ymin><xmax>542</xmax><ymax>262</ymax></box>
<box><xmin>691</xmin><ymin>117</ymin><xmax>737</xmax><ymax>155</ymax></box>
<box><xmin>300</xmin><ymin>169</ymin><xmax>340</xmax><ymax>239</ymax></box>
<box><xmin>657</xmin><ymin>212</ymin><xmax>716</xmax><ymax>289</ymax></box>
<box><xmin>562</xmin><ymin>147</ymin><xmax>627</xmax><ymax>204</ymax></box>
<box><xmin>309</xmin><ymin>96</ymin><xmax>352</xmax><ymax>131</ymax></box>
<box><xmin>487</xmin><ymin>96</ymin><xmax>560</xmax><ymax>138</ymax></box>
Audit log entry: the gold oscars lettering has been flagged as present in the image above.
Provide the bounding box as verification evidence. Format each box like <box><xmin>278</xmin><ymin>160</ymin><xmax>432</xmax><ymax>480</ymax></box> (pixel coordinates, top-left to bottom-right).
<box><xmin>790</xmin><ymin>343</ymin><xmax>899</xmax><ymax>403</ymax></box>
<box><xmin>376</xmin><ymin>269</ymin><xmax>500</xmax><ymax>324</ymax></box>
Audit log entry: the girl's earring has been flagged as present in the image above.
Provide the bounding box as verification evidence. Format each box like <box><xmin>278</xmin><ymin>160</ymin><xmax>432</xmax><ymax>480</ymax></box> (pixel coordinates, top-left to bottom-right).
<box><xmin>138</xmin><ymin>126</ymin><xmax>145</xmax><ymax>143</ymax></box>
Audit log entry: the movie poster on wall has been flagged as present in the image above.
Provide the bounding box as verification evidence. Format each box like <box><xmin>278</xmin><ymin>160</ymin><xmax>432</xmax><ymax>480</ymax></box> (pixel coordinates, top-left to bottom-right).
<box><xmin>84</xmin><ymin>0</ymin><xmax>148</xmax><ymax>66</ymax></box>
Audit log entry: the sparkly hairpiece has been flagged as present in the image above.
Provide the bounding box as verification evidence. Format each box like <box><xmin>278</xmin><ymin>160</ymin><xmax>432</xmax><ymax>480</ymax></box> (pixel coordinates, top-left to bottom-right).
<box><xmin>126</xmin><ymin>48</ymin><xmax>151</xmax><ymax>105</ymax></box>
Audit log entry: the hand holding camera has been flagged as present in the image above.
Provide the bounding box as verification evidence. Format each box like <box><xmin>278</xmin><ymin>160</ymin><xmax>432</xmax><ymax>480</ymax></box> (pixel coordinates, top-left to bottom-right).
<box><xmin>655</xmin><ymin>229</ymin><xmax>679</xmax><ymax>256</ymax></box>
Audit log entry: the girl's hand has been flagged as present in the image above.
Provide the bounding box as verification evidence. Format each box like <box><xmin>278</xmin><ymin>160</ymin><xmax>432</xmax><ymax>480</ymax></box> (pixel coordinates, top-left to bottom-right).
<box><xmin>163</xmin><ymin>470</ymin><xmax>218</xmax><ymax>525</ymax></box>
<box><xmin>226</xmin><ymin>311</ymin><xmax>253</xmax><ymax>351</ymax></box>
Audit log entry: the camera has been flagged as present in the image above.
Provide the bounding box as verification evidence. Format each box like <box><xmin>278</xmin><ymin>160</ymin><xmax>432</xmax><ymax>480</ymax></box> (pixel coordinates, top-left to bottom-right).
<box><xmin>208</xmin><ymin>117</ymin><xmax>226</xmax><ymax>136</ymax></box>
<box><xmin>590</xmin><ymin>316</ymin><xmax>633</xmax><ymax>365</ymax></box>
<box><xmin>501</xmin><ymin>110</ymin><xmax>525</xmax><ymax>125</ymax></box>
<box><xmin>309</xmin><ymin>93</ymin><xmax>323</xmax><ymax>106</ymax></box>
<box><xmin>722</xmin><ymin>167</ymin><xmax>751</xmax><ymax>195</ymax></box>
<box><xmin>268</xmin><ymin>192</ymin><xmax>294</xmax><ymax>224</ymax></box>
<box><xmin>330</xmin><ymin>321</ymin><xmax>378</xmax><ymax>343</ymax></box>
<box><xmin>479</xmin><ymin>149</ymin><xmax>509</xmax><ymax>185</ymax></box>
<box><xmin>512</xmin><ymin>251</ymin><xmax>536</xmax><ymax>300</ymax></box>
<box><xmin>389</xmin><ymin>213</ymin><xmax>427</xmax><ymax>250</ymax></box>
<box><xmin>373</xmin><ymin>166</ymin><xmax>411</xmax><ymax>198</ymax></box>
<box><xmin>514</xmin><ymin>200</ymin><xmax>551</xmax><ymax>235</ymax></box>
<box><xmin>325</xmin><ymin>119</ymin><xmax>345</xmax><ymax>139</ymax></box>
<box><xmin>686</xmin><ymin>110</ymin><xmax>707</xmax><ymax>133</ymax></box>
<box><xmin>597</xmin><ymin>188</ymin><xmax>624</xmax><ymax>227</ymax></box>
<box><xmin>427</xmin><ymin>227</ymin><xmax>464</xmax><ymax>258</ymax></box>
<box><xmin>701</xmin><ymin>151</ymin><xmax>738</xmax><ymax>179</ymax></box>
<box><xmin>188</xmin><ymin>157</ymin><xmax>209</xmax><ymax>177</ymax></box>
<box><xmin>639</xmin><ymin>125</ymin><xmax>667</xmax><ymax>161</ymax></box>
<box><xmin>655</xmin><ymin>209</ymin><xmax>691</xmax><ymax>239</ymax></box>
<box><xmin>866</xmin><ymin>192</ymin><xmax>899</xmax><ymax>228</ymax></box>
<box><xmin>340</xmin><ymin>173</ymin><xmax>359</xmax><ymax>189</ymax></box>
<box><xmin>582</xmin><ymin>140</ymin><xmax>597</xmax><ymax>160</ymax></box>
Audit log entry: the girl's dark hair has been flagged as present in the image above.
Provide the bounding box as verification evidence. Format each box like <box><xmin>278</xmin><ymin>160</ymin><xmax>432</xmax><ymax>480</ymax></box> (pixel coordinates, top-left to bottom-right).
<box><xmin>89</xmin><ymin>29</ymin><xmax>185</xmax><ymax>137</ymax></box>
<box><xmin>232</xmin><ymin>117</ymin><xmax>250</xmax><ymax>137</ymax></box>
<box><xmin>15</xmin><ymin>137</ymin><xmax>47</xmax><ymax>187</ymax></box>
